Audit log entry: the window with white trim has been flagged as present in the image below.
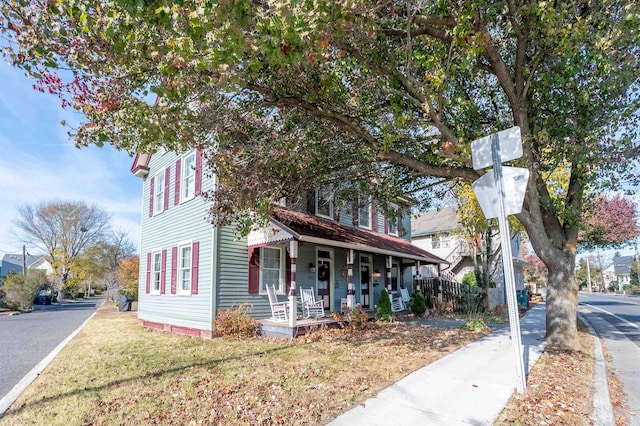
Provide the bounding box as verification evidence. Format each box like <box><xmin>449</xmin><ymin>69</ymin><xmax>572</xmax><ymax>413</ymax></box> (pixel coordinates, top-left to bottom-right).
<box><xmin>388</xmin><ymin>217</ymin><xmax>398</xmax><ymax>235</ymax></box>
<box><xmin>316</xmin><ymin>187</ymin><xmax>334</xmax><ymax>219</ymax></box>
<box><xmin>181</xmin><ymin>151</ymin><xmax>196</xmax><ymax>202</ymax></box>
<box><xmin>358</xmin><ymin>197</ymin><xmax>371</xmax><ymax>229</ymax></box>
<box><xmin>178</xmin><ymin>244</ymin><xmax>192</xmax><ymax>293</ymax></box>
<box><xmin>431</xmin><ymin>233</ymin><xmax>451</xmax><ymax>249</ymax></box>
<box><xmin>151</xmin><ymin>251</ymin><xmax>162</xmax><ymax>293</ymax></box>
<box><xmin>260</xmin><ymin>246</ymin><xmax>284</xmax><ymax>293</ymax></box>
<box><xmin>154</xmin><ymin>171</ymin><xmax>165</xmax><ymax>214</ymax></box>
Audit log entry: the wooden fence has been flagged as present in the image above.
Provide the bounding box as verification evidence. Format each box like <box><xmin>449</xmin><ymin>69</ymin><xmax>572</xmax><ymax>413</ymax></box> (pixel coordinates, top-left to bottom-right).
<box><xmin>414</xmin><ymin>278</ymin><xmax>485</xmax><ymax>313</ymax></box>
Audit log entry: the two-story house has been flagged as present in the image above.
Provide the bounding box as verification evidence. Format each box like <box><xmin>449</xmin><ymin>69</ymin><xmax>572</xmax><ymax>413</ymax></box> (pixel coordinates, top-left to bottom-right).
<box><xmin>131</xmin><ymin>150</ymin><xmax>446</xmax><ymax>338</ymax></box>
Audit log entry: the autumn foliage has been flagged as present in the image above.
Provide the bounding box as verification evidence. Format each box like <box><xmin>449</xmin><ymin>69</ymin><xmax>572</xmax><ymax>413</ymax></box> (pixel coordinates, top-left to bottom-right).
<box><xmin>580</xmin><ymin>194</ymin><xmax>639</xmax><ymax>250</ymax></box>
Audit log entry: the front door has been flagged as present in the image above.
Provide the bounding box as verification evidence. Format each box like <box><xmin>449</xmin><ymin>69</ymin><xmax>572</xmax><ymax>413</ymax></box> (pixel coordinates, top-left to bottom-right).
<box><xmin>360</xmin><ymin>255</ymin><xmax>371</xmax><ymax>309</ymax></box>
<box><xmin>316</xmin><ymin>249</ymin><xmax>332</xmax><ymax>311</ymax></box>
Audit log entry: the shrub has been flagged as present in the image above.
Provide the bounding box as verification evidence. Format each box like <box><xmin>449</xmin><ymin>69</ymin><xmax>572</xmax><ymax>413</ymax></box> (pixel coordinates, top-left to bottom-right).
<box><xmin>214</xmin><ymin>302</ymin><xmax>260</xmax><ymax>339</ymax></box>
<box><xmin>462</xmin><ymin>272</ymin><xmax>477</xmax><ymax>287</ymax></box>
<box><xmin>376</xmin><ymin>290</ymin><xmax>392</xmax><ymax>322</ymax></box>
<box><xmin>339</xmin><ymin>303</ymin><xmax>371</xmax><ymax>330</ymax></box>
<box><xmin>461</xmin><ymin>318</ymin><xmax>489</xmax><ymax>332</ymax></box>
<box><xmin>2</xmin><ymin>271</ymin><xmax>48</xmax><ymax>311</ymax></box>
<box><xmin>409</xmin><ymin>290</ymin><xmax>427</xmax><ymax>317</ymax></box>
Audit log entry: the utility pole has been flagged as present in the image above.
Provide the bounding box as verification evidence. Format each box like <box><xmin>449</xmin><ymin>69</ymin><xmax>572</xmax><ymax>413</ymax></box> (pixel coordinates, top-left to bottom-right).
<box><xmin>596</xmin><ymin>248</ymin><xmax>606</xmax><ymax>292</ymax></box>
<box><xmin>635</xmin><ymin>237</ymin><xmax>639</xmax><ymax>286</ymax></box>
<box><xmin>22</xmin><ymin>245</ymin><xmax>27</xmax><ymax>276</ymax></box>
<box><xmin>586</xmin><ymin>257</ymin><xmax>592</xmax><ymax>293</ymax></box>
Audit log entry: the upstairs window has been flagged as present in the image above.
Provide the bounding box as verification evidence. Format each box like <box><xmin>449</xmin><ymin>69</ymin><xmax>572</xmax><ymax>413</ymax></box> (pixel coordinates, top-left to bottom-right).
<box><xmin>431</xmin><ymin>233</ymin><xmax>451</xmax><ymax>249</ymax></box>
<box><xmin>388</xmin><ymin>216</ymin><xmax>398</xmax><ymax>235</ymax></box>
<box><xmin>153</xmin><ymin>171</ymin><xmax>166</xmax><ymax>215</ymax></box>
<box><xmin>316</xmin><ymin>187</ymin><xmax>334</xmax><ymax>219</ymax></box>
<box><xmin>358</xmin><ymin>197</ymin><xmax>371</xmax><ymax>229</ymax></box>
<box><xmin>181</xmin><ymin>152</ymin><xmax>196</xmax><ymax>202</ymax></box>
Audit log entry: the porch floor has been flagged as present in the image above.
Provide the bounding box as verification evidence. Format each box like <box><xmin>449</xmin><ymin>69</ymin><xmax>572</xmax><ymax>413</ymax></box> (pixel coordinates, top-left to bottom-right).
<box><xmin>259</xmin><ymin>316</ymin><xmax>342</xmax><ymax>339</ymax></box>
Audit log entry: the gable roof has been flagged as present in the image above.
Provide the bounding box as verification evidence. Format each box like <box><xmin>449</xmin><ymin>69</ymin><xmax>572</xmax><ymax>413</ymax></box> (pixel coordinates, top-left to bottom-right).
<box><xmin>612</xmin><ymin>256</ymin><xmax>634</xmax><ymax>275</ymax></box>
<box><xmin>1</xmin><ymin>254</ymin><xmax>48</xmax><ymax>269</ymax></box>
<box><xmin>411</xmin><ymin>207</ymin><xmax>460</xmax><ymax>237</ymax></box>
<box><xmin>131</xmin><ymin>153</ymin><xmax>151</xmax><ymax>178</ymax></box>
<box><xmin>254</xmin><ymin>207</ymin><xmax>447</xmax><ymax>265</ymax></box>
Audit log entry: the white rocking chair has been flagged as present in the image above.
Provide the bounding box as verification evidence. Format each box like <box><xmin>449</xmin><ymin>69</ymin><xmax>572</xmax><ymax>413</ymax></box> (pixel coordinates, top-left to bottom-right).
<box><xmin>300</xmin><ymin>287</ymin><xmax>325</xmax><ymax>318</ymax></box>
<box><xmin>400</xmin><ymin>288</ymin><xmax>411</xmax><ymax>307</ymax></box>
<box><xmin>267</xmin><ymin>284</ymin><xmax>289</xmax><ymax>321</ymax></box>
<box><xmin>391</xmin><ymin>289</ymin><xmax>406</xmax><ymax>313</ymax></box>
<box><xmin>391</xmin><ymin>295</ymin><xmax>405</xmax><ymax>312</ymax></box>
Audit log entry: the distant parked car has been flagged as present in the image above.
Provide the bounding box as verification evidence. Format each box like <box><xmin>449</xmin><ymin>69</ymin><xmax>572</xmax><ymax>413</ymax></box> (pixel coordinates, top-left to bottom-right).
<box><xmin>35</xmin><ymin>290</ymin><xmax>52</xmax><ymax>305</ymax></box>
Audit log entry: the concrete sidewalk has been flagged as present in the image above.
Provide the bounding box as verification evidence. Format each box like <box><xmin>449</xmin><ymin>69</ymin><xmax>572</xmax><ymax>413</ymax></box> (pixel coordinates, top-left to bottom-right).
<box><xmin>329</xmin><ymin>303</ymin><xmax>548</xmax><ymax>426</ymax></box>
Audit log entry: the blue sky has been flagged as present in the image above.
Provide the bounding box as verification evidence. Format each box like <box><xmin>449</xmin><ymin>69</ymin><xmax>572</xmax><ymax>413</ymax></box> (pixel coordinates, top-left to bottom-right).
<box><xmin>0</xmin><ymin>60</ymin><xmax>142</xmax><ymax>258</ymax></box>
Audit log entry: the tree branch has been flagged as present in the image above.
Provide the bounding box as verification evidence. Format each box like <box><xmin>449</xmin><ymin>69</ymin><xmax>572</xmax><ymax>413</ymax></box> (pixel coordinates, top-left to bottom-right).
<box><xmin>376</xmin><ymin>150</ymin><xmax>479</xmax><ymax>181</ymax></box>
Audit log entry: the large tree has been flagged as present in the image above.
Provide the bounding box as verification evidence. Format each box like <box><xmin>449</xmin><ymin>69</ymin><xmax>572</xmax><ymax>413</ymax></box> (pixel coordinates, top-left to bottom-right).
<box><xmin>13</xmin><ymin>201</ymin><xmax>111</xmax><ymax>294</ymax></box>
<box><xmin>2</xmin><ymin>1</ymin><xmax>639</xmax><ymax>348</ymax></box>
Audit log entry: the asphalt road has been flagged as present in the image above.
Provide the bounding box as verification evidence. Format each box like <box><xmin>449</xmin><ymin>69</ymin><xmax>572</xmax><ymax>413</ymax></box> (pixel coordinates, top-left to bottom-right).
<box><xmin>579</xmin><ymin>292</ymin><xmax>640</xmax><ymax>425</ymax></box>
<box><xmin>0</xmin><ymin>298</ymin><xmax>102</xmax><ymax>400</ymax></box>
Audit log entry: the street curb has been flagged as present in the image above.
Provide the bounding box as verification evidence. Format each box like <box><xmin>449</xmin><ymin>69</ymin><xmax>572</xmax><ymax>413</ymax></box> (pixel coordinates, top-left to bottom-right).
<box><xmin>578</xmin><ymin>312</ymin><xmax>616</xmax><ymax>425</ymax></box>
<box><xmin>0</xmin><ymin>307</ymin><xmax>100</xmax><ymax>418</ymax></box>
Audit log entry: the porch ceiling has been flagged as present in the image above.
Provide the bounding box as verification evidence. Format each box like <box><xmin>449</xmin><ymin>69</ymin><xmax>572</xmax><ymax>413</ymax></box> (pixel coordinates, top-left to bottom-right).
<box><xmin>264</xmin><ymin>207</ymin><xmax>447</xmax><ymax>265</ymax></box>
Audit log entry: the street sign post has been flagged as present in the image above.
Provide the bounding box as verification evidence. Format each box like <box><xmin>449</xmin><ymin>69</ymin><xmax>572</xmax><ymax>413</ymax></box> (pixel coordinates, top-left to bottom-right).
<box><xmin>471</xmin><ymin>127</ymin><xmax>528</xmax><ymax>394</ymax></box>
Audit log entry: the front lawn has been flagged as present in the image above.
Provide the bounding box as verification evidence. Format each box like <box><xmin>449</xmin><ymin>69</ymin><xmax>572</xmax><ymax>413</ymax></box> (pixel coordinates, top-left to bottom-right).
<box><xmin>0</xmin><ymin>304</ymin><xmax>485</xmax><ymax>425</ymax></box>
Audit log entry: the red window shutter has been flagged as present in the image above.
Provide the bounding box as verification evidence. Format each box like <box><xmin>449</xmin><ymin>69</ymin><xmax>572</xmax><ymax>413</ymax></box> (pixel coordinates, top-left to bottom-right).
<box><xmin>371</xmin><ymin>201</ymin><xmax>377</xmax><ymax>231</ymax></box>
<box><xmin>160</xmin><ymin>249</ymin><xmax>167</xmax><ymax>294</ymax></box>
<box><xmin>285</xmin><ymin>249</ymin><xmax>292</xmax><ymax>294</ymax></box>
<box><xmin>145</xmin><ymin>252</ymin><xmax>151</xmax><ymax>294</ymax></box>
<box><xmin>248</xmin><ymin>247</ymin><xmax>260</xmax><ymax>294</ymax></box>
<box><xmin>149</xmin><ymin>177</ymin><xmax>155</xmax><ymax>217</ymax></box>
<box><xmin>191</xmin><ymin>241</ymin><xmax>199</xmax><ymax>295</ymax></box>
<box><xmin>174</xmin><ymin>158</ymin><xmax>181</xmax><ymax>205</ymax></box>
<box><xmin>397</xmin><ymin>217</ymin><xmax>403</xmax><ymax>237</ymax></box>
<box><xmin>171</xmin><ymin>246</ymin><xmax>178</xmax><ymax>294</ymax></box>
<box><xmin>163</xmin><ymin>167</ymin><xmax>170</xmax><ymax>211</ymax></box>
<box><xmin>352</xmin><ymin>202</ymin><xmax>358</xmax><ymax>226</ymax></box>
<box><xmin>383</xmin><ymin>215</ymin><xmax>389</xmax><ymax>234</ymax></box>
<box><xmin>194</xmin><ymin>149</ymin><xmax>203</xmax><ymax>196</ymax></box>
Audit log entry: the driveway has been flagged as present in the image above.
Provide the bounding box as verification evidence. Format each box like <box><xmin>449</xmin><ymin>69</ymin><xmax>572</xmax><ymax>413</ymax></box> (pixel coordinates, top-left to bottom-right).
<box><xmin>0</xmin><ymin>298</ymin><xmax>103</xmax><ymax>403</ymax></box>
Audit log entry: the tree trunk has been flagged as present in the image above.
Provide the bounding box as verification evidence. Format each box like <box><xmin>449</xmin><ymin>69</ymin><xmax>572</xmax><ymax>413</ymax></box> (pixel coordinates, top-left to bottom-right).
<box><xmin>543</xmin><ymin>255</ymin><xmax>579</xmax><ymax>349</ymax></box>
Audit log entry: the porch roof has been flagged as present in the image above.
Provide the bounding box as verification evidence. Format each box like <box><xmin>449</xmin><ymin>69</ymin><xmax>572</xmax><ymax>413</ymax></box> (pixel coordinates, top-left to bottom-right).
<box><xmin>263</xmin><ymin>207</ymin><xmax>447</xmax><ymax>265</ymax></box>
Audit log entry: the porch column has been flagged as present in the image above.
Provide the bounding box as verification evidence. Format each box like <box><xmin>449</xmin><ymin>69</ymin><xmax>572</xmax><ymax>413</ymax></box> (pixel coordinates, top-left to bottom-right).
<box><xmin>437</xmin><ymin>263</ymin><xmax>443</xmax><ymax>301</ymax></box>
<box><xmin>347</xmin><ymin>249</ymin><xmax>355</xmax><ymax>309</ymax></box>
<box><xmin>386</xmin><ymin>256</ymin><xmax>393</xmax><ymax>294</ymax></box>
<box><xmin>288</xmin><ymin>240</ymin><xmax>298</xmax><ymax>327</ymax></box>
<box><xmin>414</xmin><ymin>260</ymin><xmax>421</xmax><ymax>293</ymax></box>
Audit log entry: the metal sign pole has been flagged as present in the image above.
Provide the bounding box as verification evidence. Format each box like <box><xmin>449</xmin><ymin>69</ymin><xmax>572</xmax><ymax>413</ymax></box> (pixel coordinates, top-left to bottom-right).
<box><xmin>491</xmin><ymin>134</ymin><xmax>527</xmax><ymax>393</ymax></box>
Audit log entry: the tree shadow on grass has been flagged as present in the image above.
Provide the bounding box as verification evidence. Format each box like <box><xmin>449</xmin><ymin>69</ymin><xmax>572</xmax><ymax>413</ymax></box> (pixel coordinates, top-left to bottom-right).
<box><xmin>2</xmin><ymin>343</ymin><xmax>294</xmax><ymax>419</ymax></box>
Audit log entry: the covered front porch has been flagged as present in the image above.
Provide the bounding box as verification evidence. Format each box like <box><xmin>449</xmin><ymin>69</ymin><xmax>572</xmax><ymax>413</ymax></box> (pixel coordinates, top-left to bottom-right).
<box><xmin>248</xmin><ymin>207</ymin><xmax>448</xmax><ymax>329</ymax></box>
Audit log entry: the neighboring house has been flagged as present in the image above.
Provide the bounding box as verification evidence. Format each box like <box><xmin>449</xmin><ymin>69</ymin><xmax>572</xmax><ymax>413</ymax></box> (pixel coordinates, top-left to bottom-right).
<box><xmin>601</xmin><ymin>262</ymin><xmax>616</xmax><ymax>289</ymax></box>
<box><xmin>0</xmin><ymin>254</ymin><xmax>52</xmax><ymax>277</ymax></box>
<box><xmin>411</xmin><ymin>208</ymin><xmax>474</xmax><ymax>281</ymax></box>
<box><xmin>612</xmin><ymin>255</ymin><xmax>635</xmax><ymax>289</ymax></box>
<box><xmin>411</xmin><ymin>208</ymin><xmax>531</xmax><ymax>309</ymax></box>
<box><xmin>131</xmin><ymin>151</ymin><xmax>446</xmax><ymax>338</ymax></box>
